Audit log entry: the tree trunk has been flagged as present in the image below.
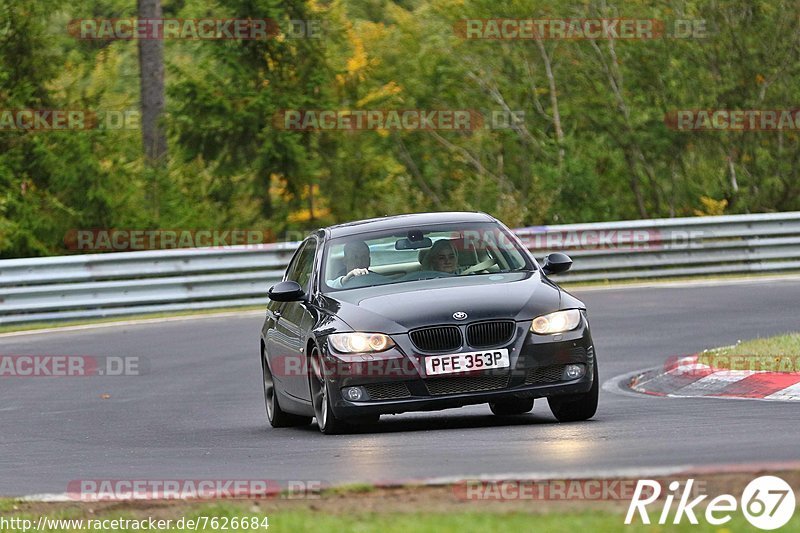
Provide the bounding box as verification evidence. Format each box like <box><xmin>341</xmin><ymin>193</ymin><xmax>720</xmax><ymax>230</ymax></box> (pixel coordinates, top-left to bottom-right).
<box><xmin>535</xmin><ymin>40</ymin><xmax>564</xmax><ymax>169</ymax></box>
<box><xmin>138</xmin><ymin>0</ymin><xmax>167</xmax><ymax>165</ymax></box>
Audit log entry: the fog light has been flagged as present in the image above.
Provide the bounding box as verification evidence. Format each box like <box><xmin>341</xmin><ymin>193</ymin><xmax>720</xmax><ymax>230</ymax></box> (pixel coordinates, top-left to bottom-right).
<box><xmin>563</xmin><ymin>364</ymin><xmax>585</xmax><ymax>380</ymax></box>
<box><xmin>343</xmin><ymin>387</ymin><xmax>364</xmax><ymax>401</ymax></box>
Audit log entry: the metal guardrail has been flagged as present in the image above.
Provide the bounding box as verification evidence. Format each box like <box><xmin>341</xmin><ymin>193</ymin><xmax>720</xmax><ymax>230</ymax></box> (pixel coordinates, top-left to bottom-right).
<box><xmin>516</xmin><ymin>211</ymin><xmax>800</xmax><ymax>281</ymax></box>
<box><xmin>2</xmin><ymin>212</ymin><xmax>800</xmax><ymax>325</ymax></box>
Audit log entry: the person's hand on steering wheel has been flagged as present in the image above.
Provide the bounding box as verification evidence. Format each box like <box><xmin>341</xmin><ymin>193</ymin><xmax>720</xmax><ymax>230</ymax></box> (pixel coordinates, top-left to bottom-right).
<box><xmin>342</xmin><ymin>268</ymin><xmax>370</xmax><ymax>284</ymax></box>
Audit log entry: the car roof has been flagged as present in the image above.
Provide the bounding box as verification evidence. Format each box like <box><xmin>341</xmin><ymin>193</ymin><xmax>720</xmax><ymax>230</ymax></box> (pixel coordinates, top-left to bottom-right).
<box><xmin>319</xmin><ymin>212</ymin><xmax>496</xmax><ymax>239</ymax></box>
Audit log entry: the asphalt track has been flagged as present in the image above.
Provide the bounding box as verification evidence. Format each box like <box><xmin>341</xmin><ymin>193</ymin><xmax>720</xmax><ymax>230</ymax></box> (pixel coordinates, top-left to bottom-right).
<box><xmin>2</xmin><ymin>277</ymin><xmax>800</xmax><ymax>497</ymax></box>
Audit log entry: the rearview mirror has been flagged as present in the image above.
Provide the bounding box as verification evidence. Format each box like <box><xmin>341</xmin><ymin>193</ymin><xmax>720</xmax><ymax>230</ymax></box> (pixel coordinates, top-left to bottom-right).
<box><xmin>542</xmin><ymin>252</ymin><xmax>573</xmax><ymax>275</ymax></box>
<box><xmin>268</xmin><ymin>281</ymin><xmax>305</xmax><ymax>302</ymax></box>
<box><xmin>395</xmin><ymin>237</ymin><xmax>433</xmax><ymax>250</ymax></box>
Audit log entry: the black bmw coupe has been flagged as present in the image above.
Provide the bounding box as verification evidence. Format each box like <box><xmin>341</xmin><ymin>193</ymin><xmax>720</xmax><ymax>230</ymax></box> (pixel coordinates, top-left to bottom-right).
<box><xmin>260</xmin><ymin>212</ymin><xmax>598</xmax><ymax>434</ymax></box>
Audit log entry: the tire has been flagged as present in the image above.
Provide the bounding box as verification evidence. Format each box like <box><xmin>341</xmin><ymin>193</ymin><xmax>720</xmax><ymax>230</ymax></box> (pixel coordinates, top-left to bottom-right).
<box><xmin>547</xmin><ymin>360</ymin><xmax>599</xmax><ymax>422</ymax></box>
<box><xmin>262</xmin><ymin>354</ymin><xmax>312</xmax><ymax>428</ymax></box>
<box><xmin>309</xmin><ymin>347</ymin><xmax>351</xmax><ymax>435</ymax></box>
<box><xmin>489</xmin><ymin>398</ymin><xmax>534</xmax><ymax>416</ymax></box>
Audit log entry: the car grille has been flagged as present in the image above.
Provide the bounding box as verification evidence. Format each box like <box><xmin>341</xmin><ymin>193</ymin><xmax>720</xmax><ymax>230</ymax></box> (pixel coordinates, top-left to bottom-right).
<box><xmin>466</xmin><ymin>320</ymin><xmax>515</xmax><ymax>348</ymax></box>
<box><xmin>409</xmin><ymin>326</ymin><xmax>462</xmax><ymax>353</ymax></box>
<box><xmin>363</xmin><ymin>382</ymin><xmax>412</xmax><ymax>400</ymax></box>
<box><xmin>524</xmin><ymin>364</ymin><xmax>565</xmax><ymax>384</ymax></box>
<box><xmin>425</xmin><ymin>374</ymin><xmax>509</xmax><ymax>396</ymax></box>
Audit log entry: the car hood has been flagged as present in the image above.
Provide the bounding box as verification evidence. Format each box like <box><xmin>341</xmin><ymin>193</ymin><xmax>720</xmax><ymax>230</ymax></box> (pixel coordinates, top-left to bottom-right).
<box><xmin>319</xmin><ymin>271</ymin><xmax>580</xmax><ymax>333</ymax></box>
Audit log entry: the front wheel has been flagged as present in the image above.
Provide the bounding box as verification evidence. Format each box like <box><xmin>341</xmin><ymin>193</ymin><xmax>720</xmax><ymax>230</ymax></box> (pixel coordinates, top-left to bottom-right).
<box><xmin>309</xmin><ymin>348</ymin><xmax>351</xmax><ymax>434</ymax></box>
<box><xmin>547</xmin><ymin>360</ymin><xmax>599</xmax><ymax>422</ymax></box>
<box><xmin>263</xmin><ymin>355</ymin><xmax>312</xmax><ymax>428</ymax></box>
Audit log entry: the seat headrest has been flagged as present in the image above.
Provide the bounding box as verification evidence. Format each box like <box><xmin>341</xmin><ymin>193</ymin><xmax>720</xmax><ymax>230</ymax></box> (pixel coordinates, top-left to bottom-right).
<box><xmin>417</xmin><ymin>248</ymin><xmax>430</xmax><ymax>265</ymax></box>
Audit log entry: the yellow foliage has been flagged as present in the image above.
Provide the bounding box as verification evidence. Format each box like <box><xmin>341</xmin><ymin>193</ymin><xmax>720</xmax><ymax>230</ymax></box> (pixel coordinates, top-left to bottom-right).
<box><xmin>287</xmin><ymin>184</ymin><xmax>331</xmax><ymax>223</ymax></box>
<box><xmin>693</xmin><ymin>196</ymin><xmax>728</xmax><ymax>216</ymax></box>
<box><xmin>269</xmin><ymin>174</ymin><xmax>292</xmax><ymax>201</ymax></box>
<box><xmin>346</xmin><ymin>30</ymin><xmax>368</xmax><ymax>76</ymax></box>
<box><xmin>307</xmin><ymin>0</ymin><xmax>327</xmax><ymax>14</ymax></box>
<box><xmin>338</xmin><ymin>21</ymin><xmax>388</xmax><ymax>87</ymax></box>
<box><xmin>356</xmin><ymin>81</ymin><xmax>403</xmax><ymax>107</ymax></box>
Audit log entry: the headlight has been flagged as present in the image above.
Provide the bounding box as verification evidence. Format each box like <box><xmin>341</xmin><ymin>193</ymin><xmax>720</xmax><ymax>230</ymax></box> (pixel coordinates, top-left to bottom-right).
<box><xmin>531</xmin><ymin>309</ymin><xmax>582</xmax><ymax>335</ymax></box>
<box><xmin>328</xmin><ymin>332</ymin><xmax>395</xmax><ymax>353</ymax></box>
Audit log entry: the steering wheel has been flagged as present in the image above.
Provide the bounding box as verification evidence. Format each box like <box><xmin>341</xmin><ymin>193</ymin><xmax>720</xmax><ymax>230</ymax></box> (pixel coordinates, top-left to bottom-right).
<box><xmin>461</xmin><ymin>257</ymin><xmax>497</xmax><ymax>275</ymax></box>
<box><xmin>343</xmin><ymin>272</ymin><xmax>387</xmax><ymax>288</ymax></box>
<box><xmin>399</xmin><ymin>270</ymin><xmax>455</xmax><ymax>282</ymax></box>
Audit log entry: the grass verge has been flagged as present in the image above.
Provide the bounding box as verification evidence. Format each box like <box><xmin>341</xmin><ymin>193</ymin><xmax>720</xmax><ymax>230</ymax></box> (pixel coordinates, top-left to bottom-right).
<box><xmin>3</xmin><ymin>501</ymin><xmax>800</xmax><ymax>533</ymax></box>
<box><xmin>698</xmin><ymin>332</ymin><xmax>800</xmax><ymax>371</ymax></box>
<box><xmin>4</xmin><ymin>470</ymin><xmax>800</xmax><ymax>532</ymax></box>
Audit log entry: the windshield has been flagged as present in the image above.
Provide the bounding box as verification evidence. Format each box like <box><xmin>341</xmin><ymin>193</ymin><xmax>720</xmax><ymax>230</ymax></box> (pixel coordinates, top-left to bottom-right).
<box><xmin>321</xmin><ymin>222</ymin><xmax>533</xmax><ymax>292</ymax></box>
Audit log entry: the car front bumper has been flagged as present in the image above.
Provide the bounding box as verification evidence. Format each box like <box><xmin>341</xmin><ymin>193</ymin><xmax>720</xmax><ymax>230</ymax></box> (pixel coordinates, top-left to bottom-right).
<box><xmin>320</xmin><ymin>319</ymin><xmax>596</xmax><ymax>419</ymax></box>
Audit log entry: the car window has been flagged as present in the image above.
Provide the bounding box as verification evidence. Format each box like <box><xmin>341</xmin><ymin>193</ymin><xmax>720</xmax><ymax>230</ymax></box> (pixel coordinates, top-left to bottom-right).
<box><xmin>287</xmin><ymin>239</ymin><xmax>317</xmax><ymax>293</ymax></box>
<box><xmin>322</xmin><ymin>222</ymin><xmax>531</xmax><ymax>292</ymax></box>
<box><xmin>283</xmin><ymin>241</ymin><xmax>308</xmax><ymax>283</ymax></box>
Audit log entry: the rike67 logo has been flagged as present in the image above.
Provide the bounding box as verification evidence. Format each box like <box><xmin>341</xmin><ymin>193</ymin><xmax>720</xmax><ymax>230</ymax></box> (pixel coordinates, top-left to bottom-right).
<box><xmin>626</xmin><ymin>476</ymin><xmax>796</xmax><ymax>530</ymax></box>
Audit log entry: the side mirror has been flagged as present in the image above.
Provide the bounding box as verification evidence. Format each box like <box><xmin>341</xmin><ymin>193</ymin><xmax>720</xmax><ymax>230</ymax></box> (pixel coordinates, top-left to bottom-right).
<box><xmin>268</xmin><ymin>281</ymin><xmax>305</xmax><ymax>302</ymax></box>
<box><xmin>542</xmin><ymin>252</ymin><xmax>573</xmax><ymax>275</ymax></box>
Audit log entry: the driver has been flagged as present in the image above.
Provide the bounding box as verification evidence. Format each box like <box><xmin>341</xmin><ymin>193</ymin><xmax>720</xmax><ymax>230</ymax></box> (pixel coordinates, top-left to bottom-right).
<box><xmin>422</xmin><ymin>239</ymin><xmax>461</xmax><ymax>274</ymax></box>
<box><xmin>327</xmin><ymin>241</ymin><xmax>372</xmax><ymax>288</ymax></box>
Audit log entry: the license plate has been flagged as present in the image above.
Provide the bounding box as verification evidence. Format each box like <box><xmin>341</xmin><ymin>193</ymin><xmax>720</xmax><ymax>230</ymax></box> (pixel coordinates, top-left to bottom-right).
<box><xmin>424</xmin><ymin>349</ymin><xmax>510</xmax><ymax>376</ymax></box>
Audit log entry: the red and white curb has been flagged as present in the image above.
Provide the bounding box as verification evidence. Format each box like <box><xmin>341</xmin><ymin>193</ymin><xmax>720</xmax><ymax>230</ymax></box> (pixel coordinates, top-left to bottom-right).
<box><xmin>629</xmin><ymin>355</ymin><xmax>800</xmax><ymax>401</ymax></box>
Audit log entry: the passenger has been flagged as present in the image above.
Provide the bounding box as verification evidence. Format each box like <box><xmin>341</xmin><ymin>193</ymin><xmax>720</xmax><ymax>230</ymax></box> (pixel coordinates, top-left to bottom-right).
<box><xmin>422</xmin><ymin>239</ymin><xmax>460</xmax><ymax>274</ymax></box>
<box><xmin>327</xmin><ymin>241</ymin><xmax>372</xmax><ymax>288</ymax></box>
